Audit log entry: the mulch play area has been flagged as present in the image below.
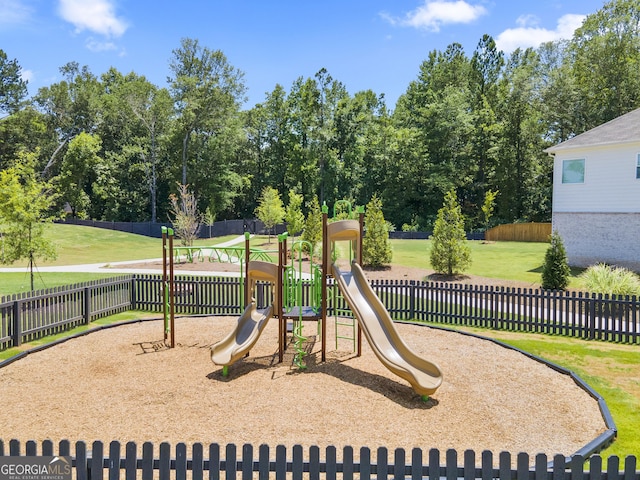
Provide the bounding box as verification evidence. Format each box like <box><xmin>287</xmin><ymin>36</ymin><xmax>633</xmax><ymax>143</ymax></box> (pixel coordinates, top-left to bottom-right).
<box><xmin>0</xmin><ymin>315</ymin><xmax>607</xmax><ymax>462</ymax></box>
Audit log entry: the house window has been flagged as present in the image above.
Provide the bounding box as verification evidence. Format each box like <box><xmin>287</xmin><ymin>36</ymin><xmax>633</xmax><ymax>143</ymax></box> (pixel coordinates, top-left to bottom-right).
<box><xmin>562</xmin><ymin>159</ymin><xmax>585</xmax><ymax>184</ymax></box>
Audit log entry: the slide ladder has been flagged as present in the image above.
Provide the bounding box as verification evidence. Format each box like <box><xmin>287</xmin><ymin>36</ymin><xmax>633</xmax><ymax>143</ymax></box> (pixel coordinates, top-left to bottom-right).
<box><xmin>283</xmin><ymin>264</ymin><xmax>307</xmax><ymax>369</ymax></box>
<box><xmin>282</xmin><ymin>239</ymin><xmax>323</xmax><ymax>369</ymax></box>
<box><xmin>331</xmin><ymin>282</ymin><xmax>356</xmax><ymax>351</ymax></box>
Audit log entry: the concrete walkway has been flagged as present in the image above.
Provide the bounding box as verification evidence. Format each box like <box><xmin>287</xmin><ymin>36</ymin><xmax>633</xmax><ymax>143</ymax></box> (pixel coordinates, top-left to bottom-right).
<box><xmin>0</xmin><ymin>235</ymin><xmax>249</xmax><ymax>277</ymax></box>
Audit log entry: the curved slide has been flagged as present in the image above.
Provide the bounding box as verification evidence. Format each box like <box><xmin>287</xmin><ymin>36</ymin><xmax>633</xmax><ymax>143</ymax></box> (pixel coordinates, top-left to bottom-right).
<box><xmin>211</xmin><ymin>261</ymin><xmax>278</xmax><ymax>369</ymax></box>
<box><xmin>332</xmin><ymin>261</ymin><xmax>443</xmax><ymax>397</ymax></box>
<box><xmin>210</xmin><ymin>302</ymin><xmax>273</xmax><ymax>367</ymax></box>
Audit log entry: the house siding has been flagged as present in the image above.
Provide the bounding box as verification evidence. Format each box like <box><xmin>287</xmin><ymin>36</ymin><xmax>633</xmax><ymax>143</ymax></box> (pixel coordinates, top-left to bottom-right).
<box><xmin>552</xmin><ymin>143</ymin><xmax>640</xmax><ymax>213</ymax></box>
<box><xmin>553</xmin><ymin>212</ymin><xmax>640</xmax><ymax>270</ymax></box>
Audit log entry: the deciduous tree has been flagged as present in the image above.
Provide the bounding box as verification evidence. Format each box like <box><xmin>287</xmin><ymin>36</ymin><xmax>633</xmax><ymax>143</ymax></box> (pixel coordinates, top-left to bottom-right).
<box><xmin>169</xmin><ymin>183</ymin><xmax>201</xmax><ymax>246</ymax></box>
<box><xmin>57</xmin><ymin>132</ymin><xmax>102</xmax><ymax>218</ymax></box>
<box><xmin>255</xmin><ymin>186</ymin><xmax>284</xmax><ymax>243</ymax></box>
<box><xmin>570</xmin><ymin>0</ymin><xmax>640</xmax><ymax>128</ymax></box>
<box><xmin>481</xmin><ymin>189</ymin><xmax>499</xmax><ymax>229</ymax></box>
<box><xmin>0</xmin><ymin>49</ymin><xmax>28</xmax><ymax>115</ymax></box>
<box><xmin>284</xmin><ymin>190</ymin><xmax>305</xmax><ymax>239</ymax></box>
<box><xmin>0</xmin><ymin>151</ymin><xmax>58</xmax><ymax>291</ymax></box>
<box><xmin>168</xmin><ymin>37</ymin><xmax>246</xmax><ymax>185</ymax></box>
<box><xmin>35</xmin><ymin>62</ymin><xmax>101</xmax><ymax>177</ymax></box>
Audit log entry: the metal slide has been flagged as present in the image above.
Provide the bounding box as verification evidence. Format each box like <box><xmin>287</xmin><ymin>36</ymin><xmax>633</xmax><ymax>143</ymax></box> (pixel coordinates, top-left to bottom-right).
<box><xmin>332</xmin><ymin>261</ymin><xmax>443</xmax><ymax>397</ymax></box>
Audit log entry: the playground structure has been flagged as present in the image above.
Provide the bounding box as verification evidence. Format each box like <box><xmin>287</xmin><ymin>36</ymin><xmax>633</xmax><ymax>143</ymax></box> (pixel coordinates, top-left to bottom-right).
<box><xmin>208</xmin><ymin>204</ymin><xmax>444</xmax><ymax>398</ymax></box>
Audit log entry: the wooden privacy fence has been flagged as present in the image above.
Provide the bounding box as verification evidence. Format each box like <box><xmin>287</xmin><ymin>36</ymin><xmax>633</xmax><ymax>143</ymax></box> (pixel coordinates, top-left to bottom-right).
<box><xmin>1</xmin><ymin>274</ymin><xmax>639</xmax><ymax>351</ymax></box>
<box><xmin>485</xmin><ymin>223</ymin><xmax>552</xmax><ymax>242</ymax></box>
<box><xmin>2</xmin><ymin>440</ymin><xmax>638</xmax><ymax>480</ymax></box>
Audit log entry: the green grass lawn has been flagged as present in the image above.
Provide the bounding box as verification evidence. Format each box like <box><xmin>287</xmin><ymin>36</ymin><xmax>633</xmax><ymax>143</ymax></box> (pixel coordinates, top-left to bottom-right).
<box><xmin>447</xmin><ymin>326</ymin><xmax>640</xmax><ymax>459</ymax></box>
<box><xmin>0</xmin><ymin>225</ymin><xmax>243</xmax><ymax>295</ymax></box>
<box><xmin>391</xmin><ymin>239</ymin><xmax>586</xmax><ymax>287</ymax></box>
<box><xmin>2</xmin><ymin>223</ymin><xmax>242</xmax><ymax>267</ymax></box>
<box><xmin>0</xmin><ymin>272</ymin><xmax>125</xmax><ymax>297</ymax></box>
<box><xmin>0</xmin><ymin>311</ymin><xmax>160</xmax><ymax>361</ymax></box>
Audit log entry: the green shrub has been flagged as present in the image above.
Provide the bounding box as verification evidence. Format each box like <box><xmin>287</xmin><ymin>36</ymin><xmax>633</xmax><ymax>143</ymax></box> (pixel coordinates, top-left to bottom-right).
<box><xmin>541</xmin><ymin>230</ymin><xmax>571</xmax><ymax>290</ymax></box>
<box><xmin>362</xmin><ymin>194</ymin><xmax>392</xmax><ymax>267</ymax></box>
<box><xmin>301</xmin><ymin>195</ymin><xmax>322</xmax><ymax>256</ymax></box>
<box><xmin>429</xmin><ymin>189</ymin><xmax>471</xmax><ymax>275</ymax></box>
<box><xmin>580</xmin><ymin>263</ymin><xmax>640</xmax><ymax>297</ymax></box>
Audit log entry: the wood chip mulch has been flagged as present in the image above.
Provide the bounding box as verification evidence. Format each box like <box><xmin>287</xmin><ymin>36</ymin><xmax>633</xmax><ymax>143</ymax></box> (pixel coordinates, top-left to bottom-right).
<box><xmin>0</xmin><ymin>316</ymin><xmax>607</xmax><ymax>463</ymax></box>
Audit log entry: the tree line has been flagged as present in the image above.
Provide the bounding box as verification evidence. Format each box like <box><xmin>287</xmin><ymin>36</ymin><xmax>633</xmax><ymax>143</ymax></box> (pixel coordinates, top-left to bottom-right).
<box><xmin>1</xmin><ymin>0</ymin><xmax>639</xmax><ymax>232</ymax></box>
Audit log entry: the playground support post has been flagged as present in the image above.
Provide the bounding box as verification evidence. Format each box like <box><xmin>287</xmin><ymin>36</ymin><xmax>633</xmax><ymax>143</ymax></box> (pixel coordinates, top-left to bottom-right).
<box><xmin>161</xmin><ymin>226</ymin><xmax>175</xmax><ymax>348</ymax></box>
<box><xmin>169</xmin><ymin>230</ymin><xmax>175</xmax><ymax>348</ymax></box>
<box><xmin>162</xmin><ymin>227</ymin><xmax>167</xmax><ymax>344</ymax></box>
<box><xmin>278</xmin><ymin>233</ymin><xmax>286</xmax><ymax>364</ymax></box>
<box><xmin>244</xmin><ymin>232</ymin><xmax>251</xmax><ymax>308</ymax></box>
<box><xmin>321</xmin><ymin>205</ymin><xmax>328</xmax><ymax>363</ymax></box>
<box><xmin>357</xmin><ymin>206</ymin><xmax>364</xmax><ymax>356</ymax></box>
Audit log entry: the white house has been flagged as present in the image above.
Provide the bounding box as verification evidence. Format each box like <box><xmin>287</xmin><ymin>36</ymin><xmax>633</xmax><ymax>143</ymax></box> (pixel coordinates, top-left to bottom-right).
<box><xmin>545</xmin><ymin>108</ymin><xmax>640</xmax><ymax>271</ymax></box>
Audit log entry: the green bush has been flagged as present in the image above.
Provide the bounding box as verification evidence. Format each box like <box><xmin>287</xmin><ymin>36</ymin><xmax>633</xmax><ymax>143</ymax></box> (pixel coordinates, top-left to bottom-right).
<box><xmin>541</xmin><ymin>230</ymin><xmax>571</xmax><ymax>290</ymax></box>
<box><xmin>362</xmin><ymin>194</ymin><xmax>392</xmax><ymax>267</ymax></box>
<box><xmin>301</xmin><ymin>195</ymin><xmax>322</xmax><ymax>256</ymax></box>
<box><xmin>580</xmin><ymin>263</ymin><xmax>640</xmax><ymax>297</ymax></box>
<box><xmin>429</xmin><ymin>189</ymin><xmax>471</xmax><ymax>275</ymax></box>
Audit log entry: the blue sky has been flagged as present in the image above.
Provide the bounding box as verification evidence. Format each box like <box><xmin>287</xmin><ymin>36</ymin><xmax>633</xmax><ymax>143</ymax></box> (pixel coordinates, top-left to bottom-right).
<box><xmin>1</xmin><ymin>0</ymin><xmax>606</xmax><ymax>109</ymax></box>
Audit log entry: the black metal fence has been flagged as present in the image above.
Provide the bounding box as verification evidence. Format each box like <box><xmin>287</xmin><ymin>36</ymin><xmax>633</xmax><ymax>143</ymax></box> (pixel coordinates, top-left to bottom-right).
<box><xmin>371</xmin><ymin>280</ymin><xmax>640</xmax><ymax>343</ymax></box>
<box><xmin>59</xmin><ymin>218</ymin><xmax>486</xmax><ymax>240</ymax></box>
<box><xmin>59</xmin><ymin>218</ymin><xmax>287</xmax><ymax>238</ymax></box>
<box><xmin>2</xmin><ymin>275</ymin><xmax>639</xmax><ymax>351</ymax></box>
<box><xmin>2</xmin><ymin>440</ymin><xmax>638</xmax><ymax>480</ymax></box>
<box><xmin>0</xmin><ymin>277</ymin><xmax>132</xmax><ymax>349</ymax></box>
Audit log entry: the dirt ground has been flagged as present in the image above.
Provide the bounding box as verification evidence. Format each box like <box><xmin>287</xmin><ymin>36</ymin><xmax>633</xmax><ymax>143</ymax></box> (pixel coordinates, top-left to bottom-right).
<box><xmin>0</xmin><ymin>315</ymin><xmax>607</xmax><ymax>462</ymax></box>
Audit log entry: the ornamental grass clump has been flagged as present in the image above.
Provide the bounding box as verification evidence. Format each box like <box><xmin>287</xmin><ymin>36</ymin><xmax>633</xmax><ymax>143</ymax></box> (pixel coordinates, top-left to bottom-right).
<box><xmin>580</xmin><ymin>263</ymin><xmax>640</xmax><ymax>297</ymax></box>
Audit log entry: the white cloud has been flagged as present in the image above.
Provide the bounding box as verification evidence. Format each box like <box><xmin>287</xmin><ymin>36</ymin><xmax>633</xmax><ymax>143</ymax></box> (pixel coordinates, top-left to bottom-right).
<box><xmin>21</xmin><ymin>69</ymin><xmax>33</xmax><ymax>83</ymax></box>
<box><xmin>85</xmin><ymin>38</ymin><xmax>118</xmax><ymax>52</ymax></box>
<box><xmin>516</xmin><ymin>14</ymin><xmax>539</xmax><ymax>28</ymax></box>
<box><xmin>383</xmin><ymin>1</ymin><xmax>487</xmax><ymax>32</ymax></box>
<box><xmin>57</xmin><ymin>0</ymin><xmax>128</xmax><ymax>38</ymax></box>
<box><xmin>0</xmin><ymin>0</ymin><xmax>33</xmax><ymax>27</ymax></box>
<box><xmin>496</xmin><ymin>13</ymin><xmax>585</xmax><ymax>53</ymax></box>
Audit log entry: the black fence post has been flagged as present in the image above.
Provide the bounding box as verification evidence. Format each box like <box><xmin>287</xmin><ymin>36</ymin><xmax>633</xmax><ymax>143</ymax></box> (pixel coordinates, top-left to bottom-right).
<box><xmin>12</xmin><ymin>298</ymin><xmax>21</xmax><ymax>347</ymax></box>
<box><xmin>257</xmin><ymin>283</ymin><xmax>265</xmax><ymax>308</ymax></box>
<box><xmin>409</xmin><ymin>282</ymin><xmax>416</xmax><ymax>320</ymax></box>
<box><xmin>588</xmin><ymin>294</ymin><xmax>596</xmax><ymax>340</ymax></box>
<box><xmin>130</xmin><ymin>275</ymin><xmax>137</xmax><ymax>311</ymax></box>
<box><xmin>84</xmin><ymin>287</ymin><xmax>91</xmax><ymax>325</ymax></box>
